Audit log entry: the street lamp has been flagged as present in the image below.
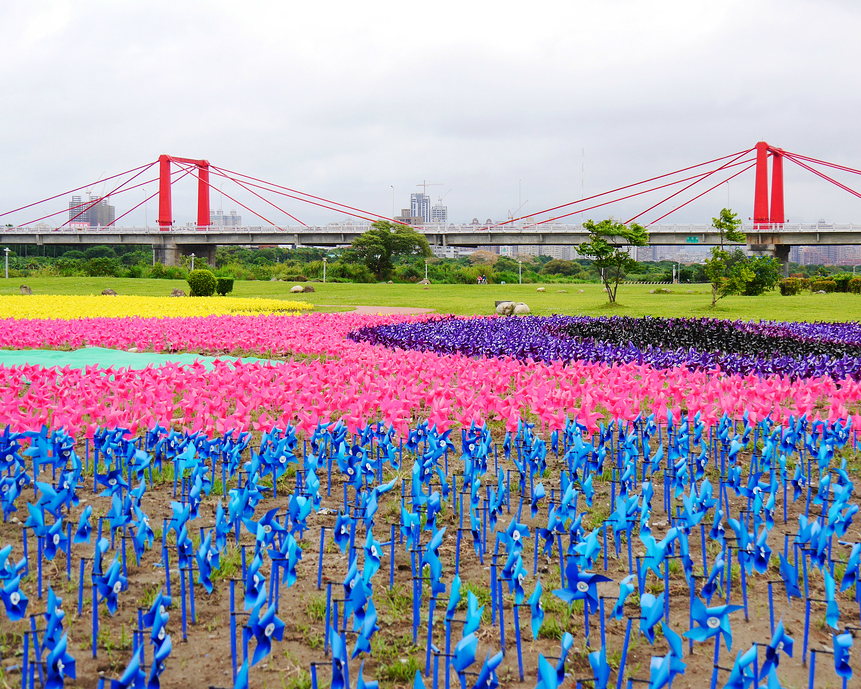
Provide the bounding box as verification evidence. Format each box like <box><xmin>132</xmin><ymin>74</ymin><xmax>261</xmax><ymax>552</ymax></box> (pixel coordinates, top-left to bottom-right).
<box><xmin>425</xmin><ymin>261</ymin><xmax>428</xmax><ymax>281</ymax></box>
<box><xmin>190</xmin><ymin>253</ymin><xmax>196</xmax><ymax>271</ymax></box>
<box><xmin>323</xmin><ymin>257</ymin><xmax>327</xmax><ymax>283</ymax></box>
<box><xmin>518</xmin><ymin>260</ymin><xmax>522</xmax><ymax>285</ymax></box>
<box><xmin>4</xmin><ymin>248</ymin><xmax>9</xmax><ymax>279</ymax></box>
<box><xmin>390</xmin><ymin>185</ymin><xmax>395</xmax><ymax>219</ymax></box>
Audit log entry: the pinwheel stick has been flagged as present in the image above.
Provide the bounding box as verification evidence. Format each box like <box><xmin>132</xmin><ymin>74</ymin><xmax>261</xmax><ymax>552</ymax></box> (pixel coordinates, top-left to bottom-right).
<box><xmin>91</xmin><ymin>582</ymin><xmax>98</xmax><ymax>659</ymax></box>
<box><xmin>767</xmin><ymin>582</ymin><xmax>775</xmax><ymax>634</ymax></box>
<box><xmin>512</xmin><ymin>603</ymin><xmax>524</xmax><ymax>681</ymax></box>
<box><xmin>615</xmin><ymin>617</ymin><xmax>632</xmax><ymax>689</ymax></box>
<box><xmin>425</xmin><ymin>596</ymin><xmax>436</xmax><ymax>677</ymax></box>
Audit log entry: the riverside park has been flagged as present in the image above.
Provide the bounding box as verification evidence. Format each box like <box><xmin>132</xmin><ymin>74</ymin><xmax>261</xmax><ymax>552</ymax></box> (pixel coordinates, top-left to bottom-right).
<box><xmin>0</xmin><ymin>278</ymin><xmax>859</xmax><ymax>689</ymax></box>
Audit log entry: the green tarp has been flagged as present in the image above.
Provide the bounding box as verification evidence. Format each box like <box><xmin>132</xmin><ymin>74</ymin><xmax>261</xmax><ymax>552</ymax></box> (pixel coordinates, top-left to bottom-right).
<box><xmin>0</xmin><ymin>347</ymin><xmax>270</xmax><ymax>371</ymax></box>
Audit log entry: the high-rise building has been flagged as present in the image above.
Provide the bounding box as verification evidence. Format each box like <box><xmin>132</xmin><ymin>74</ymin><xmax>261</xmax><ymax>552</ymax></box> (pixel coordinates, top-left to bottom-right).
<box><xmin>68</xmin><ymin>194</ymin><xmax>115</xmax><ymax>228</ymax></box>
<box><xmin>410</xmin><ymin>193</ymin><xmax>431</xmax><ymax>223</ymax></box>
<box><xmin>210</xmin><ymin>209</ymin><xmax>242</xmax><ymax>227</ymax></box>
<box><xmin>431</xmin><ymin>202</ymin><xmax>447</xmax><ymax>224</ymax></box>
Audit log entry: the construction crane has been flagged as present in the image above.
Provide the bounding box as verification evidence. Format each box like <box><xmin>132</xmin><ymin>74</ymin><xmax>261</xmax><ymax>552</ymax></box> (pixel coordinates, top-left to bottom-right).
<box><xmin>417</xmin><ymin>180</ymin><xmax>443</xmax><ymax>196</ymax></box>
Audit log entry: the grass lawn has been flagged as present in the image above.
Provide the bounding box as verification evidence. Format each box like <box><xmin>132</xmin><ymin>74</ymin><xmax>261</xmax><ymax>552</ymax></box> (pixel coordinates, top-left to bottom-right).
<box><xmin>0</xmin><ymin>276</ymin><xmax>857</xmax><ymax>321</ymax></box>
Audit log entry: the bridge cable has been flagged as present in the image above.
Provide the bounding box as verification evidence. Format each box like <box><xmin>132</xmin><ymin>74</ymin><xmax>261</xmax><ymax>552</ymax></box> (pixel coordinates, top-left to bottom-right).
<box><xmin>63</xmin><ymin>163</ymin><xmax>158</xmax><ymax>229</ymax></box>
<box><xmin>782</xmin><ymin>154</ymin><xmax>861</xmax><ymax>200</ymax></box>
<box><xmin>519</xmin><ymin>156</ymin><xmax>755</xmax><ymax>228</ymax></box>
<box><xmin>0</xmin><ymin>162</ymin><xmax>156</xmax><ymax>219</ymax></box>
<box><xmin>488</xmin><ymin>148</ymin><xmax>754</xmax><ymax>230</ymax></box>
<box><xmin>625</xmin><ymin>149</ymin><xmax>754</xmax><ymax>224</ymax></box>
<box><xmin>206</xmin><ymin>167</ymin><xmax>307</xmax><ymax>226</ymax></box>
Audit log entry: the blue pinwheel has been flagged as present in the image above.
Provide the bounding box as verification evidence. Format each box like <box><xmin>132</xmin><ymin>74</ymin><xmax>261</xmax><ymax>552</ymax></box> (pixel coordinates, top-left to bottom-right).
<box><xmin>42</xmin><ymin>587</ymin><xmax>66</xmax><ymax>650</ymax></box>
<box><xmin>611</xmin><ymin>574</ymin><xmax>635</xmax><ymax>620</ymax></box>
<box><xmin>701</xmin><ymin>552</ymin><xmax>725</xmax><ymax>604</ymax></box>
<box><xmin>723</xmin><ymin>644</ymin><xmax>758</xmax><ymax>689</ymax></box>
<box><xmin>357</xmin><ymin>660</ymin><xmax>379</xmax><ymax>689</ymax></box>
<box><xmin>761</xmin><ymin>619</ymin><xmax>793</xmax><ymax>676</ymax></box>
<box><xmin>531</xmin><ymin>482</ymin><xmax>545</xmax><ymax>519</ymax></box>
<box><xmin>143</xmin><ymin>590</ymin><xmax>171</xmax><ymax>645</ymax></box>
<box><xmin>196</xmin><ymin>530</ymin><xmax>219</xmax><ymax>594</ymax></box>
<box><xmin>452</xmin><ymin>632</ymin><xmax>478</xmax><ymax>675</ymax></box>
<box><xmin>536</xmin><ymin>654</ymin><xmax>560</xmax><ymax>689</ymax></box>
<box><xmin>790</xmin><ymin>463</ymin><xmax>805</xmax><ymax>502</ymax></box>
<box><xmin>423</xmin><ymin>527</ymin><xmax>446</xmax><ymax>595</ymax></box>
<box><xmin>529</xmin><ymin>579</ymin><xmax>544</xmax><ymax>638</ymax></box>
<box><xmin>505</xmin><ymin>518</ymin><xmax>530</xmax><ymax>554</ymax></box>
<box><xmin>573</xmin><ymin>526</ymin><xmax>601</xmax><ymax>570</ymax></box>
<box><xmin>841</xmin><ymin>542</ymin><xmax>860</xmax><ymax>591</ymax></box>
<box><xmin>472</xmin><ymin>650</ymin><xmax>503</xmax><ymax>689</ymax></box>
<box><xmin>46</xmin><ymin>633</ymin><xmax>76</xmax><ymax>689</ymax></box>
<box><xmin>96</xmin><ymin>469</ymin><xmax>129</xmax><ymax>497</ymax></box>
<box><xmin>330</xmin><ymin>626</ymin><xmax>348</xmax><ymax>689</ymax></box>
<box><xmin>553</xmin><ymin>632</ymin><xmax>574</xmax><ymax>686</ymax></box>
<box><xmin>351</xmin><ymin>598</ymin><xmax>379</xmax><ymax>659</ymax></box>
<box><xmin>132</xmin><ymin>507</ymin><xmax>154</xmax><ymax>564</ymax></box>
<box><xmin>274</xmin><ymin>532</ymin><xmax>301</xmax><ymax>588</ymax></box>
<box><xmin>778</xmin><ymin>552</ymin><xmax>802</xmax><ymax>599</ymax></box>
<box><xmin>825</xmin><ymin>569</ymin><xmax>840</xmax><ymax>629</ymax></box>
<box><xmin>553</xmin><ymin>559</ymin><xmax>611</xmax><ymax>614</ymax></box>
<box><xmin>463</xmin><ymin>590</ymin><xmax>485</xmax><ymax>637</ymax></box>
<box><xmin>74</xmin><ymin>505</ymin><xmax>93</xmax><ymax>544</ymax></box>
<box><xmin>214</xmin><ymin>499</ymin><xmax>230</xmax><ymax>553</ymax></box>
<box><xmin>288</xmin><ymin>492</ymin><xmax>313</xmax><ymax>534</ymax></box>
<box><xmin>640</xmin><ymin>528</ymin><xmax>678</xmax><ymax>579</ymax></box>
<box><xmin>245</xmin><ymin>507</ymin><xmax>284</xmax><ymax>551</ymax></box>
<box><xmin>834</xmin><ymin>631</ymin><xmax>853</xmax><ymax>680</ymax></box>
<box><xmin>508</xmin><ymin>552</ymin><xmax>527</xmax><ymax>604</ymax></box>
<box><xmin>249</xmin><ymin>602</ymin><xmax>285</xmax><ymax>665</ymax></box>
<box><xmin>647</xmin><ymin>623</ymin><xmax>687</xmax><ymax>689</ymax></box>
<box><xmin>110</xmin><ymin>651</ymin><xmax>146</xmax><ymax>689</ymax></box>
<box><xmin>96</xmin><ymin>556</ymin><xmax>127</xmax><ymax>615</ymax></box>
<box><xmin>684</xmin><ymin>596</ymin><xmax>743</xmax><ymax>650</ymax></box>
<box><xmin>639</xmin><ymin>593</ymin><xmax>665</xmax><ymax>644</ymax></box>
<box><xmin>588</xmin><ymin>646</ymin><xmax>611</xmax><ymax>689</ymax></box>
<box><xmin>335</xmin><ymin>510</ymin><xmax>355</xmax><ymax>553</ymax></box>
<box><xmin>147</xmin><ymin>631</ymin><xmax>172</xmax><ymax>689</ymax></box>
<box><xmin>752</xmin><ymin>527</ymin><xmax>772</xmax><ymax>574</ymax></box>
<box><xmin>446</xmin><ymin>575</ymin><xmax>462</xmax><ymax>621</ymax></box>
<box><xmin>244</xmin><ymin>553</ymin><xmax>266</xmax><ymax>611</ymax></box>
<box><xmin>44</xmin><ymin>516</ymin><xmax>68</xmax><ymax>561</ymax></box>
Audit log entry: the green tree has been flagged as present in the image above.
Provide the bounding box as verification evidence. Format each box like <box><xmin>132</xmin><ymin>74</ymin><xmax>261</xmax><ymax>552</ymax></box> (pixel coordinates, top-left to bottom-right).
<box><xmin>705</xmin><ymin>208</ymin><xmax>746</xmax><ymax>305</ymax></box>
<box><xmin>342</xmin><ymin>221</ymin><xmax>432</xmax><ymax>281</ymax></box>
<box><xmin>539</xmin><ymin>259</ymin><xmax>576</xmax><ymax>276</ymax></box>
<box><xmin>576</xmin><ymin>219</ymin><xmax>649</xmax><ymax>303</ymax></box>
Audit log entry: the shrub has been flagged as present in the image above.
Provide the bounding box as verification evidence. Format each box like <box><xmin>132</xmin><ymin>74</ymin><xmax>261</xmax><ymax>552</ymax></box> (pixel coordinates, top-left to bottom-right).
<box><xmin>215</xmin><ymin>277</ymin><xmax>235</xmax><ymax>296</ymax></box>
<box><xmin>149</xmin><ymin>262</ymin><xmax>166</xmax><ymax>279</ymax></box>
<box><xmin>833</xmin><ymin>273</ymin><xmax>853</xmax><ymax>292</ymax></box>
<box><xmin>779</xmin><ymin>278</ymin><xmax>803</xmax><ymax>296</ymax></box>
<box><xmin>186</xmin><ymin>269</ymin><xmax>218</xmax><ymax>296</ymax></box>
<box><xmin>85</xmin><ymin>257</ymin><xmax>121</xmax><ymax>277</ymax></box>
<box><xmin>810</xmin><ymin>279</ymin><xmax>837</xmax><ymax>293</ymax></box>
<box><xmin>849</xmin><ymin>278</ymin><xmax>861</xmax><ymax>294</ymax></box>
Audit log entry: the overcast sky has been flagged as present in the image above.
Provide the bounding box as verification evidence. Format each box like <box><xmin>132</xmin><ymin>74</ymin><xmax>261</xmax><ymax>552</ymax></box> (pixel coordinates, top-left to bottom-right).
<box><xmin>2</xmin><ymin>0</ymin><xmax>860</xmax><ymax>228</ymax></box>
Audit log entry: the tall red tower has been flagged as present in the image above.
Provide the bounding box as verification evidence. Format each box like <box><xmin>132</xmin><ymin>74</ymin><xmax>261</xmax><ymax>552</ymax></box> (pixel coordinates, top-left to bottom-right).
<box><xmin>157</xmin><ymin>155</ymin><xmax>211</xmax><ymax>230</ymax></box>
<box><xmin>752</xmin><ymin>141</ymin><xmax>786</xmax><ymax>227</ymax></box>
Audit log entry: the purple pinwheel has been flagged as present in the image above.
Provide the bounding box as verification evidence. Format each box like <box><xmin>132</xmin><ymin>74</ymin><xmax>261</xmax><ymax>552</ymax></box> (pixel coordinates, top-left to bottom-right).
<box><xmin>553</xmin><ymin>559</ymin><xmax>611</xmax><ymax>614</ymax></box>
<box><xmin>684</xmin><ymin>596</ymin><xmax>743</xmax><ymax>650</ymax></box>
<box><xmin>45</xmin><ymin>633</ymin><xmax>76</xmax><ymax>689</ymax></box>
<box><xmin>761</xmin><ymin>619</ymin><xmax>793</xmax><ymax>676</ymax></box>
<box><xmin>249</xmin><ymin>603</ymin><xmax>285</xmax><ymax>665</ymax></box>
<box><xmin>74</xmin><ymin>505</ymin><xmax>93</xmax><ymax>544</ymax></box>
<box><xmin>834</xmin><ymin>631</ymin><xmax>853</xmax><ymax>680</ymax></box>
<box><xmin>639</xmin><ymin>593</ymin><xmax>665</xmax><ymax>644</ymax></box>
<box><xmin>529</xmin><ymin>579</ymin><xmax>544</xmax><ymax>638</ymax></box>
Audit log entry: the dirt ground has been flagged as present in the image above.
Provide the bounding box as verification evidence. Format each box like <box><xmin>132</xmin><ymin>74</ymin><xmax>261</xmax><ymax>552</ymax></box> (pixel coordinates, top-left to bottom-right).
<box><xmin>0</xmin><ymin>432</ymin><xmax>857</xmax><ymax>689</ymax></box>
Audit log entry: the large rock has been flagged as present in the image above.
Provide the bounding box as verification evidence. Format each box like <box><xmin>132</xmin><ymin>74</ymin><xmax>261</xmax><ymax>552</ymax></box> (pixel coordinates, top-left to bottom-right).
<box><xmin>418</xmin><ymin>278</ymin><xmax>430</xmax><ymax>285</ymax></box>
<box><xmin>19</xmin><ymin>285</ymin><xmax>31</xmax><ymax>295</ymax></box>
<box><xmin>495</xmin><ymin>301</ymin><xmax>516</xmax><ymax>316</ymax></box>
<box><xmin>101</xmin><ymin>288</ymin><xmax>118</xmax><ymax>296</ymax></box>
<box><xmin>513</xmin><ymin>302</ymin><xmax>531</xmax><ymax>315</ymax></box>
<box><xmin>290</xmin><ymin>285</ymin><xmax>305</xmax><ymax>293</ymax></box>
<box><xmin>170</xmin><ymin>288</ymin><xmax>186</xmax><ymax>297</ymax></box>
<box><xmin>536</xmin><ymin>287</ymin><xmax>546</xmax><ymax>292</ymax></box>
<box><xmin>302</xmin><ymin>284</ymin><xmax>315</xmax><ymax>293</ymax></box>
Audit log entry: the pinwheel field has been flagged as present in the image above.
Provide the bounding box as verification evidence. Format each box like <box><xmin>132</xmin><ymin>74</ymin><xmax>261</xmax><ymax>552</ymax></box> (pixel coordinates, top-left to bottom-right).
<box><xmin>1</xmin><ymin>296</ymin><xmax>860</xmax><ymax>689</ymax></box>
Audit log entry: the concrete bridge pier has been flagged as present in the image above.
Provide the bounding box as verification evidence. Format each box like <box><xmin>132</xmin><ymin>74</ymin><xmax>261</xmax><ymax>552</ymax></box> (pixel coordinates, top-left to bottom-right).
<box><xmin>152</xmin><ymin>239</ymin><xmax>178</xmax><ymax>266</ymax></box>
<box><xmin>749</xmin><ymin>242</ymin><xmax>791</xmax><ymax>277</ymax></box>
<box><xmin>176</xmin><ymin>244</ymin><xmax>217</xmax><ymax>268</ymax></box>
